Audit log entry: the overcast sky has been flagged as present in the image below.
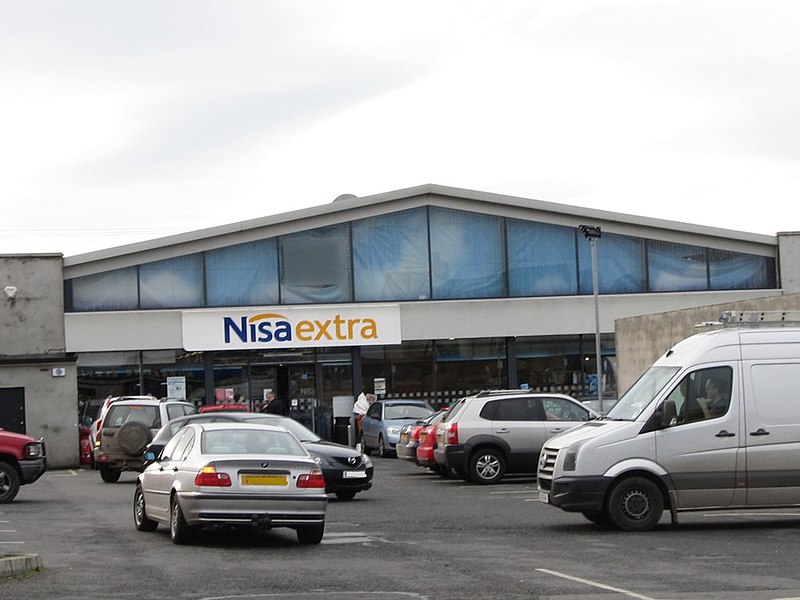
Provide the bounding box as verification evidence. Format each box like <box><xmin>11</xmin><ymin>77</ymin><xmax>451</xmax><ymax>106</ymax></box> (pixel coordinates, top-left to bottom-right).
<box><xmin>2</xmin><ymin>1</ymin><xmax>799</xmax><ymax>257</ymax></box>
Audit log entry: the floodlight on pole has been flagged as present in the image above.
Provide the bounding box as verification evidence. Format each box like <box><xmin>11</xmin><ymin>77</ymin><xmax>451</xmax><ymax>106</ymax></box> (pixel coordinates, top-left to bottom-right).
<box><xmin>579</xmin><ymin>224</ymin><xmax>603</xmax><ymax>413</ymax></box>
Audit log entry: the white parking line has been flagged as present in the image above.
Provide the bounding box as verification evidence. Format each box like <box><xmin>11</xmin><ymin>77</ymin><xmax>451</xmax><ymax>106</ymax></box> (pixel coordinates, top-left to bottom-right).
<box><xmin>0</xmin><ymin>541</ymin><xmax>25</xmax><ymax>545</ymax></box>
<box><xmin>537</xmin><ymin>568</ymin><xmax>659</xmax><ymax>600</ymax></box>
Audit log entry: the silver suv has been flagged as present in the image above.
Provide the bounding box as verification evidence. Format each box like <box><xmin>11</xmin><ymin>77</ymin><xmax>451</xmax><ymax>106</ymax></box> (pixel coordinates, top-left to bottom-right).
<box><xmin>433</xmin><ymin>391</ymin><xmax>597</xmax><ymax>484</ymax></box>
<box><xmin>95</xmin><ymin>398</ymin><xmax>196</xmax><ymax>482</ymax></box>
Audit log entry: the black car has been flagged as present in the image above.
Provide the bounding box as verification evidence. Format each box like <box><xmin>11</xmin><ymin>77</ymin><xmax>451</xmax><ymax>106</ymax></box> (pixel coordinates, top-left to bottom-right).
<box><xmin>144</xmin><ymin>412</ymin><xmax>373</xmax><ymax>500</ymax></box>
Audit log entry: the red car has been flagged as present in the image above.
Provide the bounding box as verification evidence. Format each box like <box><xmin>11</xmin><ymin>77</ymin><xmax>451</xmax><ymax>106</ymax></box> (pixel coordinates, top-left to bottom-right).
<box><xmin>416</xmin><ymin>409</ymin><xmax>448</xmax><ymax>471</ymax></box>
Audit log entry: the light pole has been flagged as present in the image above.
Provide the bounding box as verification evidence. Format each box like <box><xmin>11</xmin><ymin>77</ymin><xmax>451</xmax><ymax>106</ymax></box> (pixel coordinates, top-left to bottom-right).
<box><xmin>579</xmin><ymin>225</ymin><xmax>603</xmax><ymax>413</ymax></box>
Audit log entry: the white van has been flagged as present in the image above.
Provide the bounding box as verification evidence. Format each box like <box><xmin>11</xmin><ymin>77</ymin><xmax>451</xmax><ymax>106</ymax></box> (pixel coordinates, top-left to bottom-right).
<box><xmin>537</xmin><ymin>315</ymin><xmax>800</xmax><ymax>531</ymax></box>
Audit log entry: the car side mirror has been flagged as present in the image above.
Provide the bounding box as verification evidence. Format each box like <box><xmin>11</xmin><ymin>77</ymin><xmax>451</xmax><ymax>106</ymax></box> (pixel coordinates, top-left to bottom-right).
<box><xmin>641</xmin><ymin>400</ymin><xmax>677</xmax><ymax>434</ymax></box>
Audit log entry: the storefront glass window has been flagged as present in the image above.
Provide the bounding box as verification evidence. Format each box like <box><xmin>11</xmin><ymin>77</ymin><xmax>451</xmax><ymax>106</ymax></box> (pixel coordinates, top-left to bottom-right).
<box><xmin>352</xmin><ymin>208</ymin><xmax>431</xmax><ymax>301</ymax></box>
<box><xmin>430</xmin><ymin>207</ymin><xmax>505</xmax><ymax>299</ymax></box>
<box><xmin>708</xmin><ymin>249</ymin><xmax>776</xmax><ymax>290</ymax></box>
<box><xmin>507</xmin><ymin>219</ymin><xmax>578</xmax><ymax>296</ymax></box>
<box><xmin>578</xmin><ymin>232</ymin><xmax>644</xmax><ymax>294</ymax></box>
<box><xmin>140</xmin><ymin>254</ymin><xmax>204</xmax><ymax>309</ymax></box>
<box><xmin>647</xmin><ymin>240</ymin><xmax>708</xmax><ymax>292</ymax></box>
<box><xmin>206</xmin><ymin>238</ymin><xmax>279</xmax><ymax>307</ymax></box>
<box><xmin>68</xmin><ymin>267</ymin><xmax>139</xmax><ymax>311</ymax></box>
<box><xmin>280</xmin><ymin>225</ymin><xmax>352</xmax><ymax>304</ymax></box>
<box><xmin>435</xmin><ymin>339</ymin><xmax>507</xmax><ymax>397</ymax></box>
<box><xmin>361</xmin><ymin>342</ymin><xmax>435</xmax><ymax>399</ymax></box>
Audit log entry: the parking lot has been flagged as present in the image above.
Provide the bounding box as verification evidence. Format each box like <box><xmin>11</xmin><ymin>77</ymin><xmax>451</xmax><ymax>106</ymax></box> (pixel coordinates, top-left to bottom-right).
<box><xmin>4</xmin><ymin>456</ymin><xmax>800</xmax><ymax>600</ymax></box>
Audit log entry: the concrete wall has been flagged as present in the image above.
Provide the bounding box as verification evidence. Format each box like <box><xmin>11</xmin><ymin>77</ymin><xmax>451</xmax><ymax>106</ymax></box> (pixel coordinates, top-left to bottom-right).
<box><xmin>615</xmin><ymin>291</ymin><xmax>800</xmax><ymax>394</ymax></box>
<box><xmin>1</xmin><ymin>255</ymin><xmax>78</xmax><ymax>468</ymax></box>
<box><xmin>778</xmin><ymin>232</ymin><xmax>800</xmax><ymax>294</ymax></box>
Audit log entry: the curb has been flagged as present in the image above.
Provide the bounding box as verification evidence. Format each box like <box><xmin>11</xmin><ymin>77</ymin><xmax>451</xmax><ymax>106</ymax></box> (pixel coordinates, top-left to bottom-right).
<box><xmin>0</xmin><ymin>554</ymin><xmax>43</xmax><ymax>578</ymax></box>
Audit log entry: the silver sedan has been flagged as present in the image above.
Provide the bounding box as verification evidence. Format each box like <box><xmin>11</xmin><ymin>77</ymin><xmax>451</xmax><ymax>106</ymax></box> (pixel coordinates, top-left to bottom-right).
<box><xmin>134</xmin><ymin>422</ymin><xmax>328</xmax><ymax>545</ymax></box>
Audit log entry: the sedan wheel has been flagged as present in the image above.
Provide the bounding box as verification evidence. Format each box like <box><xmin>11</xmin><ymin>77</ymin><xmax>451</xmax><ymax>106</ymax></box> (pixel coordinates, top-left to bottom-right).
<box><xmin>133</xmin><ymin>485</ymin><xmax>158</xmax><ymax>532</ymax></box>
<box><xmin>377</xmin><ymin>435</ymin><xmax>389</xmax><ymax>458</ymax></box>
<box><xmin>296</xmin><ymin>522</ymin><xmax>325</xmax><ymax>545</ymax></box>
<box><xmin>170</xmin><ymin>495</ymin><xmax>193</xmax><ymax>544</ymax></box>
<box><xmin>469</xmin><ymin>448</ymin><xmax>505</xmax><ymax>485</ymax></box>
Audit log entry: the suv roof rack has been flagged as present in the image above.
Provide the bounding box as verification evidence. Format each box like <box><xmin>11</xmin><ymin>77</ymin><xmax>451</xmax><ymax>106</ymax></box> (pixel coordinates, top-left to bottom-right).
<box><xmin>697</xmin><ymin>310</ymin><xmax>800</xmax><ymax>328</ymax></box>
<box><xmin>474</xmin><ymin>389</ymin><xmax>531</xmax><ymax>397</ymax></box>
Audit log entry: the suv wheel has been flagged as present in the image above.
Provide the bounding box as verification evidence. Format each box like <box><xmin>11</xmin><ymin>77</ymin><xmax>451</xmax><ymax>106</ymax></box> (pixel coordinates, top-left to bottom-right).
<box><xmin>100</xmin><ymin>465</ymin><xmax>122</xmax><ymax>483</ymax></box>
<box><xmin>469</xmin><ymin>448</ymin><xmax>505</xmax><ymax>485</ymax></box>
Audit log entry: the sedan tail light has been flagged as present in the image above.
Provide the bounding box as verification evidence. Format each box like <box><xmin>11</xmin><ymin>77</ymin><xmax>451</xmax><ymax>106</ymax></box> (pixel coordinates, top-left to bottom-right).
<box><xmin>194</xmin><ymin>465</ymin><xmax>232</xmax><ymax>487</ymax></box>
<box><xmin>297</xmin><ymin>466</ymin><xmax>326</xmax><ymax>489</ymax></box>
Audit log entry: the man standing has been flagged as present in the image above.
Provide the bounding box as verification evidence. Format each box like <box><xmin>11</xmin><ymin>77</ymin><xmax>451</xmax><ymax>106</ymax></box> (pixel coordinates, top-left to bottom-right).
<box><xmin>352</xmin><ymin>388</ymin><xmax>371</xmax><ymax>437</ymax></box>
<box><xmin>262</xmin><ymin>391</ymin><xmax>288</xmax><ymax>416</ymax></box>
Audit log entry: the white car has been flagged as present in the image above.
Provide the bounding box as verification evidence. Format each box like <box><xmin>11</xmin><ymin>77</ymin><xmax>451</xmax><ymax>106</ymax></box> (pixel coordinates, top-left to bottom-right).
<box><xmin>134</xmin><ymin>422</ymin><xmax>329</xmax><ymax>545</ymax></box>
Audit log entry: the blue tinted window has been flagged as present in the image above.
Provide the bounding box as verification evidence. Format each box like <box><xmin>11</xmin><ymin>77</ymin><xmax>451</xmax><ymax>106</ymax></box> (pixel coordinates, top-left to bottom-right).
<box><xmin>430</xmin><ymin>208</ymin><xmax>504</xmax><ymax>299</ymax></box>
<box><xmin>69</xmin><ymin>267</ymin><xmax>139</xmax><ymax>311</ymax></box>
<box><xmin>352</xmin><ymin>208</ymin><xmax>430</xmax><ymax>301</ymax></box>
<box><xmin>507</xmin><ymin>219</ymin><xmax>577</xmax><ymax>296</ymax></box>
<box><xmin>140</xmin><ymin>254</ymin><xmax>204</xmax><ymax>309</ymax></box>
<box><xmin>648</xmin><ymin>241</ymin><xmax>707</xmax><ymax>292</ymax></box>
<box><xmin>280</xmin><ymin>225</ymin><xmax>351</xmax><ymax>304</ymax></box>
<box><xmin>709</xmin><ymin>250</ymin><xmax>775</xmax><ymax>290</ymax></box>
<box><xmin>578</xmin><ymin>233</ymin><xmax>644</xmax><ymax>294</ymax></box>
<box><xmin>206</xmin><ymin>239</ymin><xmax>279</xmax><ymax>307</ymax></box>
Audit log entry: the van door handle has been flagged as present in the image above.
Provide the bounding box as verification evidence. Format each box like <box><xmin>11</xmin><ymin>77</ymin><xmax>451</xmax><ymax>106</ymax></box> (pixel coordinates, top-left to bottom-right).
<box><xmin>749</xmin><ymin>428</ymin><xmax>770</xmax><ymax>436</ymax></box>
<box><xmin>715</xmin><ymin>430</ymin><xmax>735</xmax><ymax>438</ymax></box>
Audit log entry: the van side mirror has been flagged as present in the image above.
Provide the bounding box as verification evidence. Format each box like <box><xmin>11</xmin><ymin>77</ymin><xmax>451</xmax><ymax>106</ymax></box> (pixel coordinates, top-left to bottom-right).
<box><xmin>641</xmin><ymin>400</ymin><xmax>677</xmax><ymax>434</ymax></box>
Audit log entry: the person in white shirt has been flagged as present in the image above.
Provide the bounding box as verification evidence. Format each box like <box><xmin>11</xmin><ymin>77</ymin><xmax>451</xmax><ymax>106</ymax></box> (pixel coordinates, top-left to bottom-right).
<box><xmin>352</xmin><ymin>389</ymin><xmax>371</xmax><ymax>437</ymax></box>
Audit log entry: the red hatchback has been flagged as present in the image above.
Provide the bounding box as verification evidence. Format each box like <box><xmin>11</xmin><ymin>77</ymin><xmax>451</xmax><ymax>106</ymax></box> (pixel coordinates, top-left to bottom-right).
<box><xmin>415</xmin><ymin>409</ymin><xmax>448</xmax><ymax>471</ymax></box>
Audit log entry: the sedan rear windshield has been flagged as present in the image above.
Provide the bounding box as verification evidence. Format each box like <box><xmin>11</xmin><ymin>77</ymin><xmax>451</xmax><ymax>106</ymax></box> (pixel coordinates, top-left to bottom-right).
<box><xmin>201</xmin><ymin>429</ymin><xmax>307</xmax><ymax>456</ymax></box>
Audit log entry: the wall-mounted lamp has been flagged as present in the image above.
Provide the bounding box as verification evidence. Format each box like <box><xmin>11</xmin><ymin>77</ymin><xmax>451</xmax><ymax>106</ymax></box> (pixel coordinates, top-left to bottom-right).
<box><xmin>3</xmin><ymin>285</ymin><xmax>17</xmax><ymax>299</ymax></box>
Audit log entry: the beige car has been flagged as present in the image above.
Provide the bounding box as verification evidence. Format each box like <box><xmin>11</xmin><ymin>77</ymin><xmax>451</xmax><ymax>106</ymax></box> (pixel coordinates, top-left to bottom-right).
<box><xmin>94</xmin><ymin>398</ymin><xmax>196</xmax><ymax>482</ymax></box>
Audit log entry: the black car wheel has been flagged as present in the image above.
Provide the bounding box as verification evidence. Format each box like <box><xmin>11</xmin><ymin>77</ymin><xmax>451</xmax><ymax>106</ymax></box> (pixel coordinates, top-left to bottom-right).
<box><xmin>133</xmin><ymin>484</ymin><xmax>158</xmax><ymax>532</ymax></box>
<box><xmin>361</xmin><ymin>433</ymin><xmax>371</xmax><ymax>456</ymax></box>
<box><xmin>377</xmin><ymin>435</ymin><xmax>389</xmax><ymax>458</ymax></box>
<box><xmin>99</xmin><ymin>465</ymin><xmax>121</xmax><ymax>483</ymax></box>
<box><xmin>170</xmin><ymin>494</ymin><xmax>193</xmax><ymax>544</ymax></box>
<box><xmin>296</xmin><ymin>522</ymin><xmax>325</xmax><ymax>545</ymax></box>
<box><xmin>335</xmin><ymin>490</ymin><xmax>357</xmax><ymax>501</ymax></box>
<box><xmin>607</xmin><ymin>476</ymin><xmax>664</xmax><ymax>531</ymax></box>
<box><xmin>0</xmin><ymin>462</ymin><xmax>20</xmax><ymax>504</ymax></box>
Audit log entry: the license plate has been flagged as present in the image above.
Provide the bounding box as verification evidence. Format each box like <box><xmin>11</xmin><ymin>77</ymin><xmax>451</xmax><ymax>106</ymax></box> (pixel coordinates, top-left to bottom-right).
<box><xmin>241</xmin><ymin>474</ymin><xmax>287</xmax><ymax>486</ymax></box>
<box><xmin>343</xmin><ymin>470</ymin><xmax>367</xmax><ymax>479</ymax></box>
<box><xmin>539</xmin><ymin>491</ymin><xmax>550</xmax><ymax>503</ymax></box>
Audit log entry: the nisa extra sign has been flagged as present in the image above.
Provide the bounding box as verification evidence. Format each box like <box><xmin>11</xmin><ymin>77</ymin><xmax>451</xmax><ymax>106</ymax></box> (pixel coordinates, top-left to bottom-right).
<box><xmin>182</xmin><ymin>305</ymin><xmax>401</xmax><ymax>351</ymax></box>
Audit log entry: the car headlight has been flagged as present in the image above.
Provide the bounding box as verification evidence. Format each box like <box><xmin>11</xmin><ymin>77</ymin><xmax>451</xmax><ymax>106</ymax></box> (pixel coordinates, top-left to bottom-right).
<box><xmin>362</xmin><ymin>455</ymin><xmax>373</xmax><ymax>468</ymax></box>
<box><xmin>387</xmin><ymin>426</ymin><xmax>401</xmax><ymax>435</ymax></box>
<box><xmin>563</xmin><ymin>439</ymin><xmax>589</xmax><ymax>472</ymax></box>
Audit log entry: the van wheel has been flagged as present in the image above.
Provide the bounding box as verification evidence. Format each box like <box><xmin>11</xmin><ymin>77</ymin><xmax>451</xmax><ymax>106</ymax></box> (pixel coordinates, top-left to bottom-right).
<box><xmin>100</xmin><ymin>465</ymin><xmax>121</xmax><ymax>483</ymax></box>
<box><xmin>469</xmin><ymin>448</ymin><xmax>505</xmax><ymax>484</ymax></box>
<box><xmin>607</xmin><ymin>476</ymin><xmax>664</xmax><ymax>531</ymax></box>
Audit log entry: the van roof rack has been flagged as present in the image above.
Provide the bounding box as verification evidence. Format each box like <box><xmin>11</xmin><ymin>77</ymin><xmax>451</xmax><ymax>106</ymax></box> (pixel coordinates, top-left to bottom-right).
<box><xmin>697</xmin><ymin>310</ymin><xmax>800</xmax><ymax>328</ymax></box>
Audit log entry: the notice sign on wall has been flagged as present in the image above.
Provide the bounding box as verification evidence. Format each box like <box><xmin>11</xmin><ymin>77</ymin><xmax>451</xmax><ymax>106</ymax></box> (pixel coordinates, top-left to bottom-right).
<box><xmin>182</xmin><ymin>304</ymin><xmax>401</xmax><ymax>351</ymax></box>
<box><xmin>167</xmin><ymin>376</ymin><xmax>186</xmax><ymax>400</ymax></box>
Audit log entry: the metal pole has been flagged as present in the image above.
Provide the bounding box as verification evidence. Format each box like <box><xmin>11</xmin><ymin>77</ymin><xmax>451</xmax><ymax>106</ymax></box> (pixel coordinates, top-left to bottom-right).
<box><xmin>590</xmin><ymin>237</ymin><xmax>603</xmax><ymax>413</ymax></box>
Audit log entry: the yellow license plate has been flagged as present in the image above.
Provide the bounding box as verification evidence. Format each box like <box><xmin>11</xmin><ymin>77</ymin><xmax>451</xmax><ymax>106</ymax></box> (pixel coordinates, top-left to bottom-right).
<box><xmin>241</xmin><ymin>474</ymin><xmax>288</xmax><ymax>486</ymax></box>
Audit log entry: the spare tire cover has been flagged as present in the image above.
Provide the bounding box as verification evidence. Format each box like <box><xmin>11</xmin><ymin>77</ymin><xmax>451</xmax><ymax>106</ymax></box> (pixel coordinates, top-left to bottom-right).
<box><xmin>117</xmin><ymin>421</ymin><xmax>152</xmax><ymax>456</ymax></box>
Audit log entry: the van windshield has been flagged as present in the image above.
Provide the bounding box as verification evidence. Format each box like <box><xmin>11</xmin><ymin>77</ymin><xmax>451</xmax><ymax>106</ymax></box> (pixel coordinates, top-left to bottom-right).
<box><xmin>605</xmin><ymin>366</ymin><xmax>680</xmax><ymax>421</ymax></box>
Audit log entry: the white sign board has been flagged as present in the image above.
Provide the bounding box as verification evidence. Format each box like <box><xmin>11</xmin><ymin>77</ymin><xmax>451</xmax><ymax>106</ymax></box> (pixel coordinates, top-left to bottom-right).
<box><xmin>167</xmin><ymin>376</ymin><xmax>186</xmax><ymax>400</ymax></box>
<box><xmin>373</xmin><ymin>378</ymin><xmax>386</xmax><ymax>395</ymax></box>
<box><xmin>182</xmin><ymin>305</ymin><xmax>401</xmax><ymax>351</ymax></box>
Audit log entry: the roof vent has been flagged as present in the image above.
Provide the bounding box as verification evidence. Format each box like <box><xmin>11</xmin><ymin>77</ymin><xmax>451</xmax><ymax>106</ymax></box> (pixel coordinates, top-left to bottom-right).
<box><xmin>333</xmin><ymin>194</ymin><xmax>358</xmax><ymax>202</ymax></box>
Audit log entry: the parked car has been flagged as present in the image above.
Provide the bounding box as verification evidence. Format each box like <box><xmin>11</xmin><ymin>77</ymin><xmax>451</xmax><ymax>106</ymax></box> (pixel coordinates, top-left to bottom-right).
<box><xmin>434</xmin><ymin>391</ymin><xmax>598</xmax><ymax>484</ymax></box>
<box><xmin>415</xmin><ymin>409</ymin><xmax>449</xmax><ymax>471</ymax></box>
<box><xmin>94</xmin><ymin>397</ymin><xmax>197</xmax><ymax>482</ymax></box>
<box><xmin>397</xmin><ymin>410</ymin><xmax>446</xmax><ymax>463</ymax></box>
<box><xmin>89</xmin><ymin>395</ymin><xmax>157</xmax><ymax>458</ymax></box>
<box><xmin>134</xmin><ymin>422</ymin><xmax>328</xmax><ymax>545</ymax></box>
<box><xmin>145</xmin><ymin>412</ymin><xmax>373</xmax><ymax>500</ymax></box>
<box><xmin>360</xmin><ymin>400</ymin><xmax>434</xmax><ymax>457</ymax></box>
<box><xmin>0</xmin><ymin>429</ymin><xmax>46</xmax><ymax>503</ymax></box>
